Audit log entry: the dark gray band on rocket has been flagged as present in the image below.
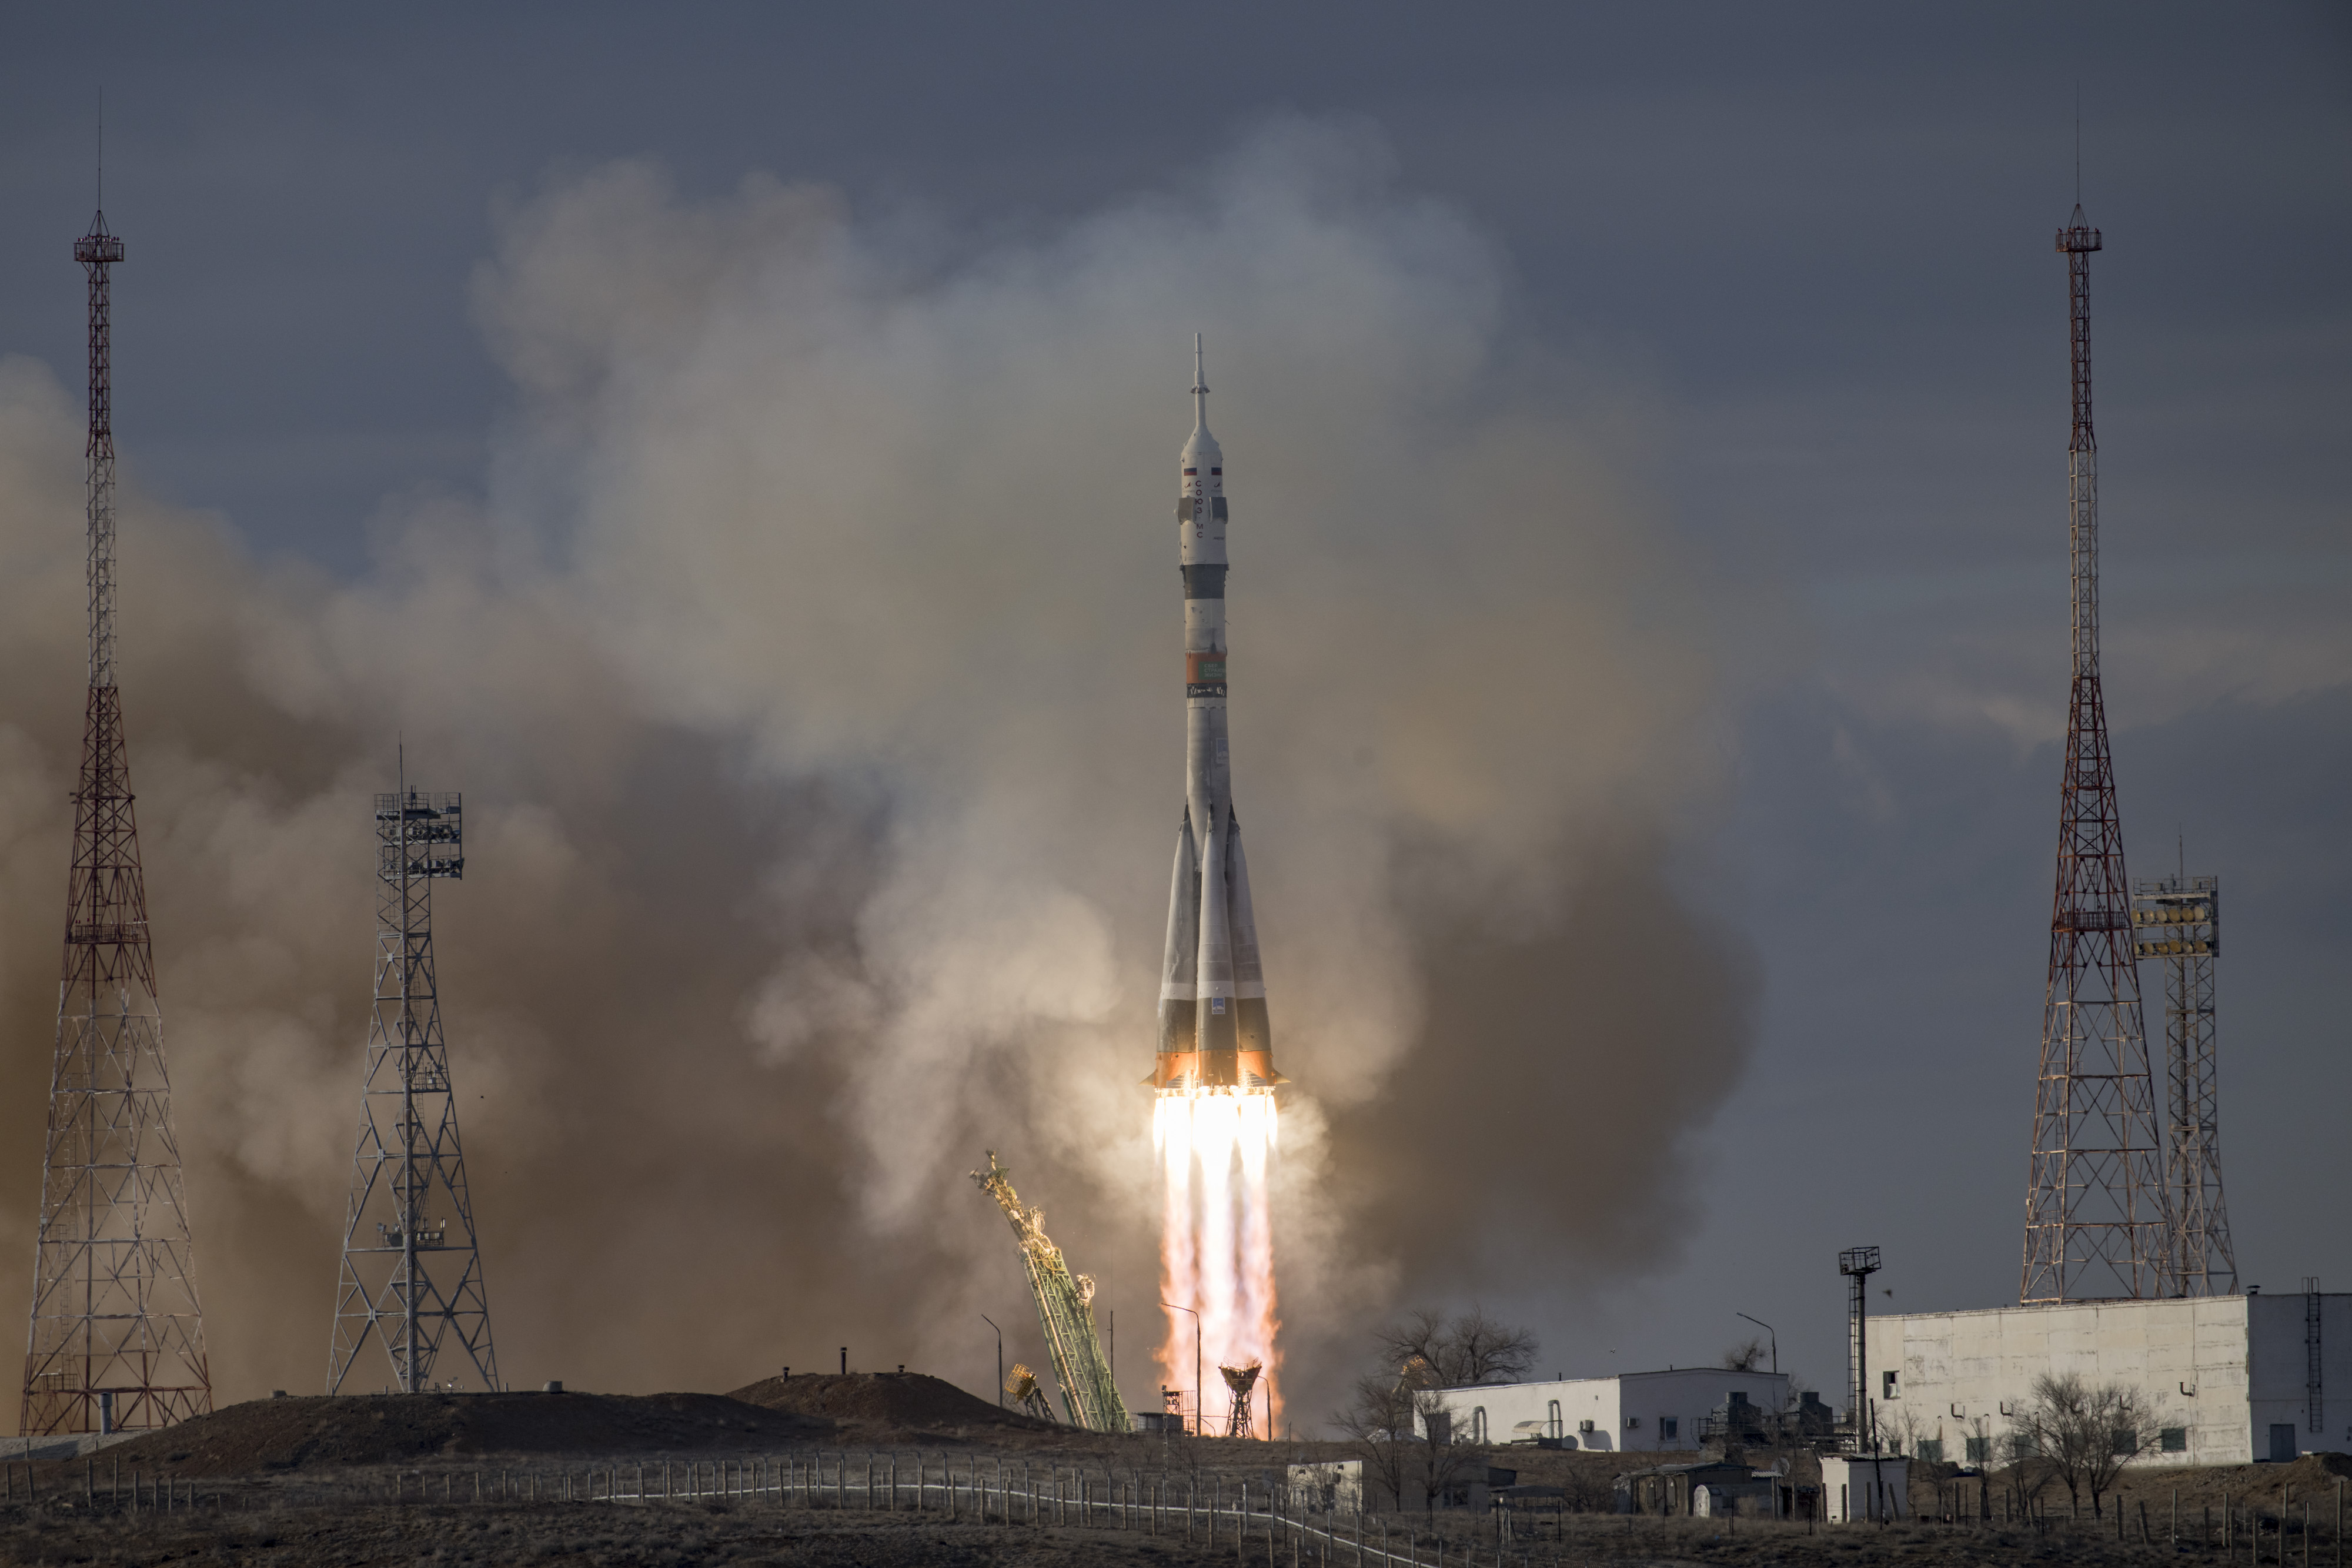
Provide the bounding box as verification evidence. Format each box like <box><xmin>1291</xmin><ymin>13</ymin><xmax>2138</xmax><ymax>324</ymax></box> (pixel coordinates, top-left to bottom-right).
<box><xmin>1182</xmin><ymin>565</ymin><xmax>1228</xmax><ymax>600</ymax></box>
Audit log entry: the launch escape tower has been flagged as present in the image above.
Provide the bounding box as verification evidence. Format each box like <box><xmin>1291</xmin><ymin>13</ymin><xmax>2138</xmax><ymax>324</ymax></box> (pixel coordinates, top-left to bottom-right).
<box><xmin>19</xmin><ymin>208</ymin><xmax>213</xmax><ymax>1437</ymax></box>
<box><xmin>2132</xmin><ymin>864</ymin><xmax>2237</xmax><ymax>1296</ymax></box>
<box><xmin>972</xmin><ymin>1153</ymin><xmax>1130</xmax><ymax>1433</ymax></box>
<box><xmin>328</xmin><ymin>781</ymin><xmax>501</xmax><ymax>1393</ymax></box>
<box><xmin>2019</xmin><ymin>207</ymin><xmax>2170</xmax><ymax>1305</ymax></box>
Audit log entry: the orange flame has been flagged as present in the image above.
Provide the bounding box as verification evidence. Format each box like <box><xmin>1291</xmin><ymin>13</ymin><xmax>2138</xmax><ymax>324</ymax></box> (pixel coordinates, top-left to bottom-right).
<box><xmin>1154</xmin><ymin>1086</ymin><xmax>1280</xmax><ymax>1436</ymax></box>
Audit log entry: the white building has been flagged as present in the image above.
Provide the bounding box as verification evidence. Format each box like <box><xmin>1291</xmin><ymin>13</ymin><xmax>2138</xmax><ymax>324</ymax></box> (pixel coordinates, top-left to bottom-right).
<box><xmin>1864</xmin><ymin>1291</ymin><xmax>2352</xmax><ymax>1467</ymax></box>
<box><xmin>1419</xmin><ymin>1369</ymin><xmax>1792</xmax><ymax>1453</ymax></box>
<box><xmin>1819</xmin><ymin>1455</ymin><xmax>1909</xmax><ymax>1522</ymax></box>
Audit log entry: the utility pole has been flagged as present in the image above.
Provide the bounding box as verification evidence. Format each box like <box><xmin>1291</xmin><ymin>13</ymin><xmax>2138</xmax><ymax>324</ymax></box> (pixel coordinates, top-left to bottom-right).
<box><xmin>327</xmin><ymin>768</ymin><xmax>500</xmax><ymax>1393</ymax></box>
<box><xmin>19</xmin><ymin>199</ymin><xmax>211</xmax><ymax>1436</ymax></box>
<box><xmin>1164</xmin><ymin>1301</ymin><xmax>1202</xmax><ymax>1436</ymax></box>
<box><xmin>2020</xmin><ymin>205</ymin><xmax>2170</xmax><ymax>1303</ymax></box>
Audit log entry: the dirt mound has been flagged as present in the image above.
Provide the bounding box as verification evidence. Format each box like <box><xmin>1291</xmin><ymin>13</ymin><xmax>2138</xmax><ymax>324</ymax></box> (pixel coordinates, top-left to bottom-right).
<box><xmin>729</xmin><ymin>1372</ymin><xmax>1056</xmax><ymax>1436</ymax></box>
<box><xmin>72</xmin><ymin>1390</ymin><xmax>834</xmax><ymax>1477</ymax></box>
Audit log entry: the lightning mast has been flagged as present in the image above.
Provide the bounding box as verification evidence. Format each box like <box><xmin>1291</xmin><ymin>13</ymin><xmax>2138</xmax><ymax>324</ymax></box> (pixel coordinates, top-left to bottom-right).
<box><xmin>2019</xmin><ymin>208</ymin><xmax>2169</xmax><ymax>1303</ymax></box>
<box><xmin>328</xmin><ymin>775</ymin><xmax>500</xmax><ymax>1393</ymax></box>
<box><xmin>971</xmin><ymin>1153</ymin><xmax>1130</xmax><ymax>1433</ymax></box>
<box><xmin>19</xmin><ymin>205</ymin><xmax>213</xmax><ymax>1436</ymax></box>
<box><xmin>2133</xmin><ymin>862</ymin><xmax>2236</xmax><ymax>1295</ymax></box>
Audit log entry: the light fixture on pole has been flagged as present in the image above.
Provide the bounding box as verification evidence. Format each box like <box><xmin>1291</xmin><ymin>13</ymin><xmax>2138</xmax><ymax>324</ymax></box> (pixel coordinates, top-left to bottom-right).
<box><xmin>1162</xmin><ymin>1301</ymin><xmax>1201</xmax><ymax>1436</ymax></box>
<box><xmin>981</xmin><ymin>1315</ymin><xmax>1004</xmax><ymax>1409</ymax></box>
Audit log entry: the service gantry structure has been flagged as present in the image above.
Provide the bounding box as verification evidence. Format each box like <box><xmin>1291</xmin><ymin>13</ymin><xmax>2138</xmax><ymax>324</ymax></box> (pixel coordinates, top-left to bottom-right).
<box><xmin>2020</xmin><ymin>206</ymin><xmax>2170</xmax><ymax>1304</ymax></box>
<box><xmin>327</xmin><ymin>775</ymin><xmax>502</xmax><ymax>1393</ymax></box>
<box><xmin>19</xmin><ymin>205</ymin><xmax>213</xmax><ymax>1436</ymax></box>
<box><xmin>971</xmin><ymin>1153</ymin><xmax>1130</xmax><ymax>1433</ymax></box>
<box><xmin>2132</xmin><ymin>856</ymin><xmax>2237</xmax><ymax>1296</ymax></box>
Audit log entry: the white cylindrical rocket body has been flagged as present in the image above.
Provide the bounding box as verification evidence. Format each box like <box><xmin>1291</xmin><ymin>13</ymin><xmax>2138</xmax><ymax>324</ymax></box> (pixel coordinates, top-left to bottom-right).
<box><xmin>1152</xmin><ymin>342</ymin><xmax>1280</xmax><ymax>1093</ymax></box>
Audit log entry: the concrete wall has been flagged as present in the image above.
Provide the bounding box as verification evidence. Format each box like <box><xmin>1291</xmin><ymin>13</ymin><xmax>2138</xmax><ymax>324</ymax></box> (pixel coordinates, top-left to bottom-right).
<box><xmin>1423</xmin><ymin>1370</ymin><xmax>1790</xmax><ymax>1455</ymax></box>
<box><xmin>1863</xmin><ymin>1293</ymin><xmax>2352</xmax><ymax>1467</ymax></box>
<box><xmin>2248</xmin><ymin>1292</ymin><xmax>2352</xmax><ymax>1458</ymax></box>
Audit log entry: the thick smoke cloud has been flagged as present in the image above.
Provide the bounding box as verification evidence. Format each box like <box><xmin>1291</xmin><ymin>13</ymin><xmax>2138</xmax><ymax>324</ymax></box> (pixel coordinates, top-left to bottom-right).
<box><xmin>0</xmin><ymin>122</ymin><xmax>1755</xmax><ymax>1428</ymax></box>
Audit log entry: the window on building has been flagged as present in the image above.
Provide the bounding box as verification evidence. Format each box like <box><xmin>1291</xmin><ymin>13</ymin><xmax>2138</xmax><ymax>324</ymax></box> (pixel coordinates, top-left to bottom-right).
<box><xmin>2160</xmin><ymin>1427</ymin><xmax>2188</xmax><ymax>1453</ymax></box>
<box><xmin>1547</xmin><ymin>1400</ymin><xmax>1563</xmax><ymax>1440</ymax></box>
<box><xmin>1965</xmin><ymin>1436</ymin><xmax>1990</xmax><ymax>1465</ymax></box>
<box><xmin>1660</xmin><ymin>1417</ymin><xmax>1678</xmax><ymax>1440</ymax></box>
<box><xmin>1882</xmin><ymin>1371</ymin><xmax>1899</xmax><ymax>1399</ymax></box>
<box><xmin>1624</xmin><ymin>1416</ymin><xmax>1641</xmax><ymax>1429</ymax></box>
<box><xmin>2111</xmin><ymin>1428</ymin><xmax>2140</xmax><ymax>1457</ymax></box>
<box><xmin>1471</xmin><ymin>1408</ymin><xmax>1487</xmax><ymax>1445</ymax></box>
<box><xmin>1916</xmin><ymin>1440</ymin><xmax>1944</xmax><ymax>1463</ymax></box>
<box><xmin>2009</xmin><ymin>1432</ymin><xmax>2041</xmax><ymax>1459</ymax></box>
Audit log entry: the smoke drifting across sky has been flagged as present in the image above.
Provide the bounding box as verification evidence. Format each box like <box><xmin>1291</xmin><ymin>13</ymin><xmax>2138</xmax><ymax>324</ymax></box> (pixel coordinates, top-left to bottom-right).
<box><xmin>0</xmin><ymin>122</ymin><xmax>1755</xmax><ymax>1425</ymax></box>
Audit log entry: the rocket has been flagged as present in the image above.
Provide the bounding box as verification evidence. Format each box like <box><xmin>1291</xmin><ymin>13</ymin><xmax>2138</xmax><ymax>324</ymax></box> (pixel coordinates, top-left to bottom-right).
<box><xmin>1150</xmin><ymin>337</ymin><xmax>1285</xmax><ymax>1094</ymax></box>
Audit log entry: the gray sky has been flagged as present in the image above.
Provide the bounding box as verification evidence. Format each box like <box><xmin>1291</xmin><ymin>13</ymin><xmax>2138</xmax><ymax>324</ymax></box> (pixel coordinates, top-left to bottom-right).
<box><xmin>1</xmin><ymin>3</ymin><xmax>2346</xmax><ymax>1413</ymax></box>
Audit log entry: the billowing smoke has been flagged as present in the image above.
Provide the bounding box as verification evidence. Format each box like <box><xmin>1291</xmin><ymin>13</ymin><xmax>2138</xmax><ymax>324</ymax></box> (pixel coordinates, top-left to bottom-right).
<box><xmin>0</xmin><ymin>121</ymin><xmax>1754</xmax><ymax>1430</ymax></box>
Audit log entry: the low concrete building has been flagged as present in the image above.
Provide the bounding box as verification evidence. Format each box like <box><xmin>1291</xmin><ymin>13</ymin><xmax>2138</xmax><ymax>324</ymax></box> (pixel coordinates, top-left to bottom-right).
<box><xmin>1863</xmin><ymin>1290</ymin><xmax>2352</xmax><ymax>1467</ymax></box>
<box><xmin>1419</xmin><ymin>1369</ymin><xmax>1792</xmax><ymax>1454</ymax></box>
<box><xmin>1819</xmin><ymin>1455</ymin><xmax>1909</xmax><ymax>1522</ymax></box>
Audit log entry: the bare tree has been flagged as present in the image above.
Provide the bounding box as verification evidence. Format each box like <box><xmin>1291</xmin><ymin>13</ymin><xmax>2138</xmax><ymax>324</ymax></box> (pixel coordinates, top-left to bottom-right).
<box><xmin>2000</xmin><ymin>1426</ymin><xmax>2056</xmax><ymax>1522</ymax></box>
<box><xmin>1331</xmin><ymin>1370</ymin><xmax>1416</xmax><ymax>1514</ymax></box>
<box><xmin>1406</xmin><ymin>1387</ymin><xmax>1485</xmax><ymax>1519</ymax></box>
<box><xmin>1879</xmin><ymin>1402</ymin><xmax>1922</xmax><ymax>1460</ymax></box>
<box><xmin>2012</xmin><ymin>1372</ymin><xmax>2164</xmax><ymax>1519</ymax></box>
<box><xmin>1722</xmin><ymin>1337</ymin><xmax>1766</xmax><ymax>1373</ymax></box>
<box><xmin>1446</xmin><ymin>1305</ymin><xmax>1540</xmax><ymax>1385</ymax></box>
<box><xmin>1373</xmin><ymin>1305</ymin><xmax>1539</xmax><ymax>1389</ymax></box>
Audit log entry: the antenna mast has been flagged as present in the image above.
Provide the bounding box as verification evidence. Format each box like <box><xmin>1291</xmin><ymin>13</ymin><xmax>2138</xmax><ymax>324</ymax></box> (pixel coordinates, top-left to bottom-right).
<box><xmin>19</xmin><ymin>205</ymin><xmax>213</xmax><ymax>1436</ymax></box>
<box><xmin>2133</xmin><ymin>864</ymin><xmax>2236</xmax><ymax>1295</ymax></box>
<box><xmin>328</xmin><ymin>780</ymin><xmax>501</xmax><ymax>1393</ymax></box>
<box><xmin>2020</xmin><ymin>208</ymin><xmax>2170</xmax><ymax>1303</ymax></box>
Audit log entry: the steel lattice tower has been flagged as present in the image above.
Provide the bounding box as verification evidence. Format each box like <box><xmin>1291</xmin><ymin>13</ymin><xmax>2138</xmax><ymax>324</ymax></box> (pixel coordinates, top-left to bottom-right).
<box><xmin>327</xmin><ymin>780</ymin><xmax>500</xmax><ymax>1393</ymax></box>
<box><xmin>2019</xmin><ymin>207</ymin><xmax>2170</xmax><ymax>1303</ymax></box>
<box><xmin>19</xmin><ymin>208</ymin><xmax>213</xmax><ymax>1437</ymax></box>
<box><xmin>2133</xmin><ymin>867</ymin><xmax>2236</xmax><ymax>1295</ymax></box>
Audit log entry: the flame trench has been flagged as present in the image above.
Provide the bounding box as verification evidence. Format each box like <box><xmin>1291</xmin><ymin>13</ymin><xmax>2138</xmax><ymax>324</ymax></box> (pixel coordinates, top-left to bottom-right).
<box><xmin>1155</xmin><ymin>1086</ymin><xmax>1279</xmax><ymax>1436</ymax></box>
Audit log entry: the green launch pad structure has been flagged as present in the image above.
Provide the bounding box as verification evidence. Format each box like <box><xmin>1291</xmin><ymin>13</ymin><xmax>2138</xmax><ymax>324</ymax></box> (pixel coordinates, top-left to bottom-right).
<box><xmin>971</xmin><ymin>1152</ymin><xmax>1131</xmax><ymax>1433</ymax></box>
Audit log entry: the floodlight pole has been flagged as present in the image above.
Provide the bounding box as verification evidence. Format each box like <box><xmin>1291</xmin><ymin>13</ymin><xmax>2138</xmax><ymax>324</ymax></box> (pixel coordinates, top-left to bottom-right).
<box><xmin>1735</xmin><ymin>1312</ymin><xmax>1778</xmax><ymax>1376</ymax></box>
<box><xmin>981</xmin><ymin>1315</ymin><xmax>1004</xmax><ymax>1408</ymax></box>
<box><xmin>1838</xmin><ymin>1247</ymin><xmax>1882</xmax><ymax>1455</ymax></box>
<box><xmin>1164</xmin><ymin>1301</ymin><xmax>1201</xmax><ymax>1436</ymax></box>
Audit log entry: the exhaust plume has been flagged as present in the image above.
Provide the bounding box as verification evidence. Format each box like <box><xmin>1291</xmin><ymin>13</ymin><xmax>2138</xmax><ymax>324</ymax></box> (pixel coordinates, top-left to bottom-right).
<box><xmin>0</xmin><ymin>121</ymin><xmax>1755</xmax><ymax>1429</ymax></box>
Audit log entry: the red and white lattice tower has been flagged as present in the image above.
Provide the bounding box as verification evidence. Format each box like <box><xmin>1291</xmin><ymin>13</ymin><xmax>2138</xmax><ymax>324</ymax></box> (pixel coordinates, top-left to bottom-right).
<box><xmin>18</xmin><ymin>208</ymin><xmax>213</xmax><ymax>1435</ymax></box>
<box><xmin>2019</xmin><ymin>207</ymin><xmax>2170</xmax><ymax>1303</ymax></box>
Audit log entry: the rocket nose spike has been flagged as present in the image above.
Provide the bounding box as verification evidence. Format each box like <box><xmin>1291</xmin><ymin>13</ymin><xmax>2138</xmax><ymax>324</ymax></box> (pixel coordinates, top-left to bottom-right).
<box><xmin>1191</xmin><ymin>333</ymin><xmax>1208</xmax><ymax>428</ymax></box>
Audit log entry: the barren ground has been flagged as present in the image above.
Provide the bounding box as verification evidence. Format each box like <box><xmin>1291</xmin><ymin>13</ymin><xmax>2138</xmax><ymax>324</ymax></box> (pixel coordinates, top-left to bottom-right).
<box><xmin>0</xmin><ymin>1380</ymin><xmax>2342</xmax><ymax>1566</ymax></box>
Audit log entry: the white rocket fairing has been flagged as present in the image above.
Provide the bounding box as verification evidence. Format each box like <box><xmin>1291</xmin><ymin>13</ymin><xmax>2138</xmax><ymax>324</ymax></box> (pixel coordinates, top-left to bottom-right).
<box><xmin>1150</xmin><ymin>339</ymin><xmax>1284</xmax><ymax>1094</ymax></box>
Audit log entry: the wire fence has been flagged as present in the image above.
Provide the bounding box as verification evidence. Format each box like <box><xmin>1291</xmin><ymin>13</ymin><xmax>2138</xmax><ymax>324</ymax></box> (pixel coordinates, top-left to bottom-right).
<box><xmin>2</xmin><ymin>1450</ymin><xmax>2343</xmax><ymax>1565</ymax></box>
